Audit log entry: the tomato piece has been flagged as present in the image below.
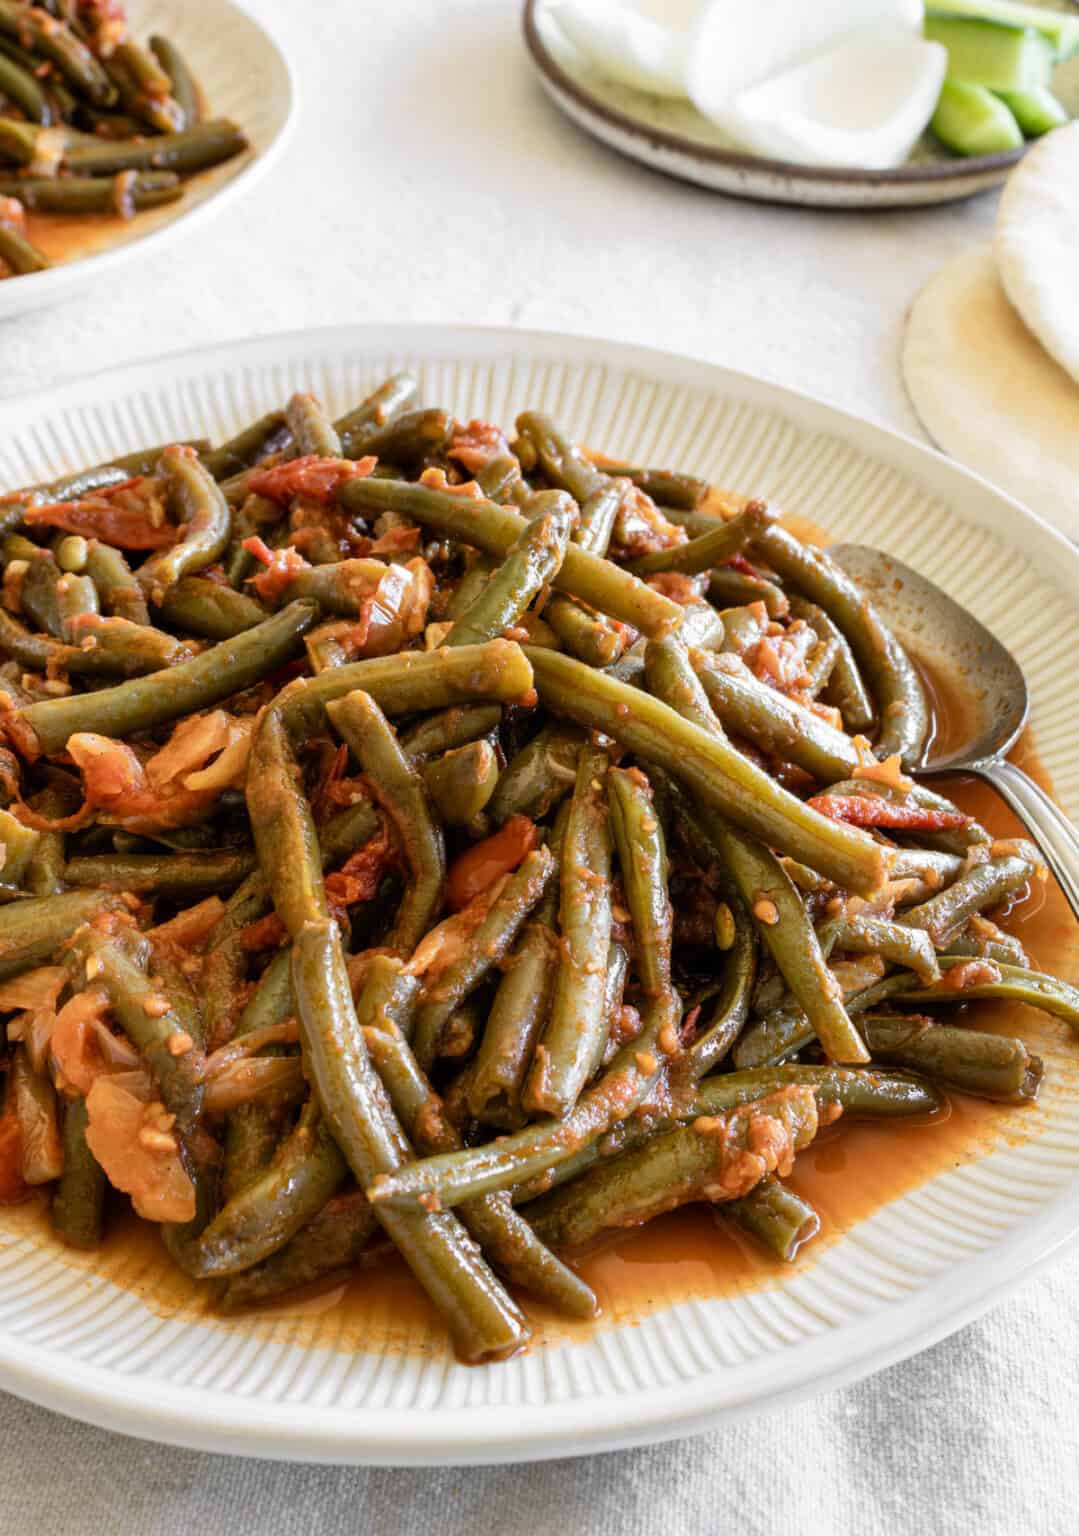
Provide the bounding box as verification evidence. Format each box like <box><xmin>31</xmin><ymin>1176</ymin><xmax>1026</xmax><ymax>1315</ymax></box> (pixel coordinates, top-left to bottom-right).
<box><xmin>247</xmin><ymin>455</ymin><xmax>376</xmax><ymax>507</ymax></box>
<box><xmin>805</xmin><ymin>795</ymin><xmax>969</xmax><ymax>831</ymax></box>
<box><xmin>445</xmin><ymin>815</ymin><xmax>537</xmax><ymax>912</ymax></box>
<box><xmin>0</xmin><ymin>1116</ymin><xmax>27</xmax><ymax>1205</ymax></box>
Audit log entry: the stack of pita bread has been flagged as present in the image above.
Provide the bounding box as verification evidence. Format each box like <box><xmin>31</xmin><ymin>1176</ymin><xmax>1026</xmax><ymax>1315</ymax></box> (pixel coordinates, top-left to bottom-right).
<box><xmin>903</xmin><ymin>121</ymin><xmax>1079</xmax><ymax>537</ymax></box>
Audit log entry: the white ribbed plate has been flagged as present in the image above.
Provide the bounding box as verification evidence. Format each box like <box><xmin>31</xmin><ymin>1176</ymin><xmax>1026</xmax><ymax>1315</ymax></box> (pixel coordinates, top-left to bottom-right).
<box><xmin>0</xmin><ymin>325</ymin><xmax>1077</xmax><ymax>1465</ymax></box>
<box><xmin>0</xmin><ymin>0</ymin><xmax>293</xmax><ymax>319</ymax></box>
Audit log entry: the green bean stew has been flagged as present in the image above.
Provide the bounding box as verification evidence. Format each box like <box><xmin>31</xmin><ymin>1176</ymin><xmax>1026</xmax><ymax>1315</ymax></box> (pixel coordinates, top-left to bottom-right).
<box><xmin>0</xmin><ymin>376</ymin><xmax>1074</xmax><ymax>1362</ymax></box>
<box><xmin>0</xmin><ymin>1</ymin><xmax>246</xmax><ymax>282</ymax></box>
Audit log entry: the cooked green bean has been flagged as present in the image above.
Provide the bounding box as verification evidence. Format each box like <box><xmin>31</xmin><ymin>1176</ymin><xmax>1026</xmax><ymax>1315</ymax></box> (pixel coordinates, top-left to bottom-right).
<box><xmin>447</xmin><ymin>494</ymin><xmax>573</xmax><ymax>647</ymax></box>
<box><xmin>13</xmin><ymin>600</ymin><xmax>317</xmax><ymax>756</ymax></box>
<box><xmin>66</xmin><ymin>924</ymin><xmax>203</xmax><ymax>1134</ymax></box>
<box><xmin>64</xmin><ymin>117</ymin><xmax>247</xmax><ymax>176</ymax></box>
<box><xmin>788</xmin><ymin>596</ymin><xmax>874</xmax><ymax>733</ymax></box>
<box><xmin>607</xmin><ymin>765</ymin><xmax>671</xmax><ymax>998</ymax></box>
<box><xmin>725</xmin><ymin>1177</ymin><xmax>819</xmax><ymax>1262</ymax></box>
<box><xmin>594</xmin><ymin>462</ymin><xmax>707</xmax><ymax>511</ymax></box>
<box><xmin>527</xmin><ymin>1087</ymin><xmax>821</xmax><ymax>1251</ymax></box>
<box><xmin>292</xmin><ymin>921</ymin><xmax>529</xmax><ymax>1362</ymax></box>
<box><xmin>542</xmin><ymin>594</ymin><xmax>625</xmax><ymax>667</ymax></box>
<box><xmin>83</xmin><ymin>541</ymin><xmax>149</xmax><ymax>625</ymax></box>
<box><xmin>359</xmin><ymin>955</ymin><xmax>596</xmax><ymax>1318</ymax></box>
<box><xmin>629</xmin><ymin>502</ymin><xmax>773</xmax><ymax>577</ymax></box>
<box><xmin>334</xmin><ymin>373</ymin><xmax>419</xmax><ymax>459</ymax></box>
<box><xmin>707</xmin><ymin>566</ymin><xmax>789</xmax><ymax>619</ymax></box>
<box><xmin>524</xmin><ymin>748</ymin><xmax>613</xmax><ymax>1116</ymax></box>
<box><xmin>51</xmin><ymin>1097</ymin><xmax>106</xmax><ymax>1249</ymax></box>
<box><xmin>218</xmin><ymin>1191</ymin><xmax>379</xmax><ymax>1310</ymax></box>
<box><xmin>191</xmin><ymin>1102</ymin><xmax>348</xmax><ymax>1278</ymax></box>
<box><xmin>0</xmin><ymin>888</ymin><xmax>119</xmax><ymax>981</ymax></box>
<box><xmin>514</xmin><ymin>411</ymin><xmax>608</xmax><ymax>507</ymax></box>
<box><xmin>0</xmin><ymin>3</ymin><xmax>114</xmax><ymax>104</ymax></box>
<box><xmin>702</xmin><ymin>806</ymin><xmax>869</xmax><ymax>1065</ymax></box>
<box><xmin>24</xmin><ymin>780</ymin><xmax>76</xmax><ymax>897</ymax></box>
<box><xmin>352</xmin><ymin>407</ymin><xmax>453</xmax><ymax>466</ymax></box>
<box><xmin>488</xmin><ymin>721</ymin><xmax>581</xmax><ymax>826</ymax></box>
<box><xmin>340</xmin><ymin>477</ymin><xmax>683</xmax><ymax>638</ymax></box>
<box><xmin>818</xmin><ymin>913</ymin><xmax>940</xmax><ymax>984</ymax></box>
<box><xmin>149</xmin><ymin>35</ymin><xmax>202</xmax><ymax>127</ymax></box>
<box><xmin>203</xmin><ymin>412</ymin><xmax>289</xmax><ymax>482</ymax></box>
<box><xmin>285</xmin><ymin>393</ymin><xmax>342</xmax><ymax>460</ymax></box>
<box><xmin>326</xmin><ymin>690</ymin><xmax>445</xmax><ymax>951</ymax></box>
<box><xmin>0</xmin><ymin>48</ymin><xmax>49</xmax><ymax>122</ymax></box>
<box><xmin>752</xmin><ymin>524</ymin><xmax>929</xmax><ymax>765</ymax></box>
<box><xmin>400</xmin><ymin>703</ymin><xmax>502</xmax><ymax>761</ymax></box>
<box><xmin>693</xmin><ymin>649</ymin><xmax>864</xmax><ymax>783</ymax></box>
<box><xmin>0</xmin><ymin>172</ymin><xmax>182</xmax><ymax>215</ymax></box>
<box><xmin>0</xmin><ymin>217</ymin><xmax>48</xmax><ymax>275</ymax></box>
<box><xmin>688</xmin><ymin>900</ymin><xmax>757</xmax><ymax>1076</ymax></box>
<box><xmin>421</xmin><ymin>739</ymin><xmax>499</xmax><ymax>825</ymax></box>
<box><xmin>893</xmin><ymin>959</ymin><xmax>1079</xmax><ymax>1030</ymax></box>
<box><xmin>414</xmin><ymin>846</ymin><xmax>556</xmax><ymax>1070</ymax></box>
<box><xmin>467</xmin><ymin>873</ymin><xmax>561</xmax><ymax>1128</ymax></box>
<box><xmin>64</xmin><ymin>848</ymin><xmax>256</xmax><ymax>896</ymax></box>
<box><xmin>860</xmin><ymin>1014</ymin><xmax>1043</xmax><ymax>1102</ymax></box>
<box><xmin>156</xmin><ymin>577</ymin><xmax>266</xmax><ymax>639</ymax></box>
<box><xmin>526</xmin><ymin>646</ymin><xmax>886</xmax><ymax>897</ymax></box>
<box><xmin>900</xmin><ymin>851</ymin><xmax>1038</xmax><ymax>948</ymax></box>
<box><xmin>138</xmin><ymin>445</ymin><xmax>231</xmax><ymax>596</ymax></box>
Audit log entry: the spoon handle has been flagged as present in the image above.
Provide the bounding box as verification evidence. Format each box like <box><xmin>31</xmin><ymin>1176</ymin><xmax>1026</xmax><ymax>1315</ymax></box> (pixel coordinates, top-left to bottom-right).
<box><xmin>976</xmin><ymin>761</ymin><xmax>1079</xmax><ymax>923</ymax></box>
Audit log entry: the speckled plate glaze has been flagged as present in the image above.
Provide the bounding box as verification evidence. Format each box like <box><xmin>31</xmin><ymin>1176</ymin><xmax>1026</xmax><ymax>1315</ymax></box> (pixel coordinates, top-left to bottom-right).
<box><xmin>0</xmin><ymin>0</ymin><xmax>294</xmax><ymax>319</ymax></box>
<box><xmin>0</xmin><ymin>325</ymin><xmax>1077</xmax><ymax>1465</ymax></box>
<box><xmin>523</xmin><ymin>0</ymin><xmax>1079</xmax><ymax>208</ymax></box>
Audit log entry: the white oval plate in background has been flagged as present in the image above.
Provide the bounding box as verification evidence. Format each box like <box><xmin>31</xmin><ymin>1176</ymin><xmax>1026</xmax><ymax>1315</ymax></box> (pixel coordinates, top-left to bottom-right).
<box><xmin>0</xmin><ymin>0</ymin><xmax>293</xmax><ymax>320</ymax></box>
<box><xmin>523</xmin><ymin>0</ymin><xmax>1079</xmax><ymax>208</ymax></box>
<box><xmin>0</xmin><ymin>324</ymin><xmax>1077</xmax><ymax>1464</ymax></box>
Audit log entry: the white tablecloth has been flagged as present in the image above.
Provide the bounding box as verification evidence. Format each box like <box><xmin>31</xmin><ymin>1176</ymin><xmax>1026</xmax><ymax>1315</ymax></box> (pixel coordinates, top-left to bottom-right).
<box><xmin>1</xmin><ymin>3</ymin><xmax>1074</xmax><ymax>1530</ymax></box>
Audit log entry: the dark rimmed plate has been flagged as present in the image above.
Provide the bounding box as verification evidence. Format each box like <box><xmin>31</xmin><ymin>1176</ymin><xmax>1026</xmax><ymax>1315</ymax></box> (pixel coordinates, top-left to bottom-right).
<box><xmin>523</xmin><ymin>0</ymin><xmax>1079</xmax><ymax>208</ymax></box>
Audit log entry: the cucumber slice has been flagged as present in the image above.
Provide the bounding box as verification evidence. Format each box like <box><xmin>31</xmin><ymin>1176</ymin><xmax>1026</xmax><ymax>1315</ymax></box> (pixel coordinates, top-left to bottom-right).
<box><xmin>996</xmin><ymin>86</ymin><xmax>1069</xmax><ymax>135</ymax></box>
<box><xmin>924</xmin><ymin>13</ymin><xmax>1055</xmax><ymax>89</ymax></box>
<box><xmin>930</xmin><ymin>78</ymin><xmax>1025</xmax><ymax>153</ymax></box>
<box><xmin>924</xmin><ymin>2</ymin><xmax>1079</xmax><ymax>61</ymax></box>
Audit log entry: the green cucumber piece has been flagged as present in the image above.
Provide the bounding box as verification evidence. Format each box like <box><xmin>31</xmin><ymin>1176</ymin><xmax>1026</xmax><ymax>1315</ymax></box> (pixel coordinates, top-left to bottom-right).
<box><xmin>925</xmin><ymin>2</ymin><xmax>1079</xmax><ymax>61</ymax></box>
<box><xmin>924</xmin><ymin>14</ymin><xmax>1055</xmax><ymax>89</ymax></box>
<box><xmin>995</xmin><ymin>86</ymin><xmax>1069</xmax><ymax>135</ymax></box>
<box><xmin>931</xmin><ymin>78</ymin><xmax>1025</xmax><ymax>154</ymax></box>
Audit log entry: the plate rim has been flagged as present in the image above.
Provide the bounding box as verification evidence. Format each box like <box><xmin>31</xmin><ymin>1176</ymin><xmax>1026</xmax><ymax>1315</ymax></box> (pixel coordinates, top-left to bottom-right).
<box><xmin>0</xmin><ymin>0</ymin><xmax>296</xmax><ymax>316</ymax></box>
<box><xmin>0</xmin><ymin>320</ymin><xmax>1077</xmax><ymax>1465</ymax></box>
<box><xmin>521</xmin><ymin>0</ymin><xmax>1026</xmax><ymax>190</ymax></box>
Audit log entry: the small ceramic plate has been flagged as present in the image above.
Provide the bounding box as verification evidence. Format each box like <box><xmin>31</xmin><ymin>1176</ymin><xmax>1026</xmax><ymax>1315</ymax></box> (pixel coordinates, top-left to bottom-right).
<box><xmin>0</xmin><ymin>0</ymin><xmax>294</xmax><ymax>319</ymax></box>
<box><xmin>523</xmin><ymin>0</ymin><xmax>1079</xmax><ymax>209</ymax></box>
<box><xmin>0</xmin><ymin>324</ymin><xmax>1077</xmax><ymax>1464</ymax></box>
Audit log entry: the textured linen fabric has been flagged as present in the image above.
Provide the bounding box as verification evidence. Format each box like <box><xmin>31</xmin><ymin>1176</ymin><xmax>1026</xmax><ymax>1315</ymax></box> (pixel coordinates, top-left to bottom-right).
<box><xmin>0</xmin><ymin>2</ymin><xmax>1075</xmax><ymax>1528</ymax></box>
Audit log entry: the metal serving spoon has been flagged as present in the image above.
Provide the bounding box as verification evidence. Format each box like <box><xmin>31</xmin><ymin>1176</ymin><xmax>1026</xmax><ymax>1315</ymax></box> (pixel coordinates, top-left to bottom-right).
<box><xmin>831</xmin><ymin>544</ymin><xmax>1079</xmax><ymax>921</ymax></box>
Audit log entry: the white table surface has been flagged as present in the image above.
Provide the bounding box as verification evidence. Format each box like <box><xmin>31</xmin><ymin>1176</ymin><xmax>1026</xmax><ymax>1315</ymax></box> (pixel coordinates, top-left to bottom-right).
<box><xmin>2</xmin><ymin>3</ymin><xmax>1075</xmax><ymax>1532</ymax></box>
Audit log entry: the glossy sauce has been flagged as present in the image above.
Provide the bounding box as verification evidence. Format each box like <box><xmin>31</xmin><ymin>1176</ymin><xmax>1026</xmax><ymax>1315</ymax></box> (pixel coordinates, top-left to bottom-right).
<box><xmin>18</xmin><ymin>152</ymin><xmax>245</xmax><ymax>271</ymax></box>
<box><xmin>0</xmin><ymin>536</ymin><xmax>1076</xmax><ymax>1360</ymax></box>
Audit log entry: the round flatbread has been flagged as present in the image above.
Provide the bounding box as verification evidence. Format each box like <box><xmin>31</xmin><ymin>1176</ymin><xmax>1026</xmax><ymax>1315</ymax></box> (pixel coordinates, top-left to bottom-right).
<box><xmin>995</xmin><ymin>121</ymin><xmax>1079</xmax><ymax>390</ymax></box>
<box><xmin>902</xmin><ymin>244</ymin><xmax>1079</xmax><ymax>538</ymax></box>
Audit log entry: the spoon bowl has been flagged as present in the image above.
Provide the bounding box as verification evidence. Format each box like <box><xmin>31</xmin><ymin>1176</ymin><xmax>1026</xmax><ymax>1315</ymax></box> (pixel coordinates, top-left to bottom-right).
<box><xmin>831</xmin><ymin>543</ymin><xmax>1029</xmax><ymax>772</ymax></box>
<box><xmin>831</xmin><ymin>543</ymin><xmax>1079</xmax><ymax>919</ymax></box>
